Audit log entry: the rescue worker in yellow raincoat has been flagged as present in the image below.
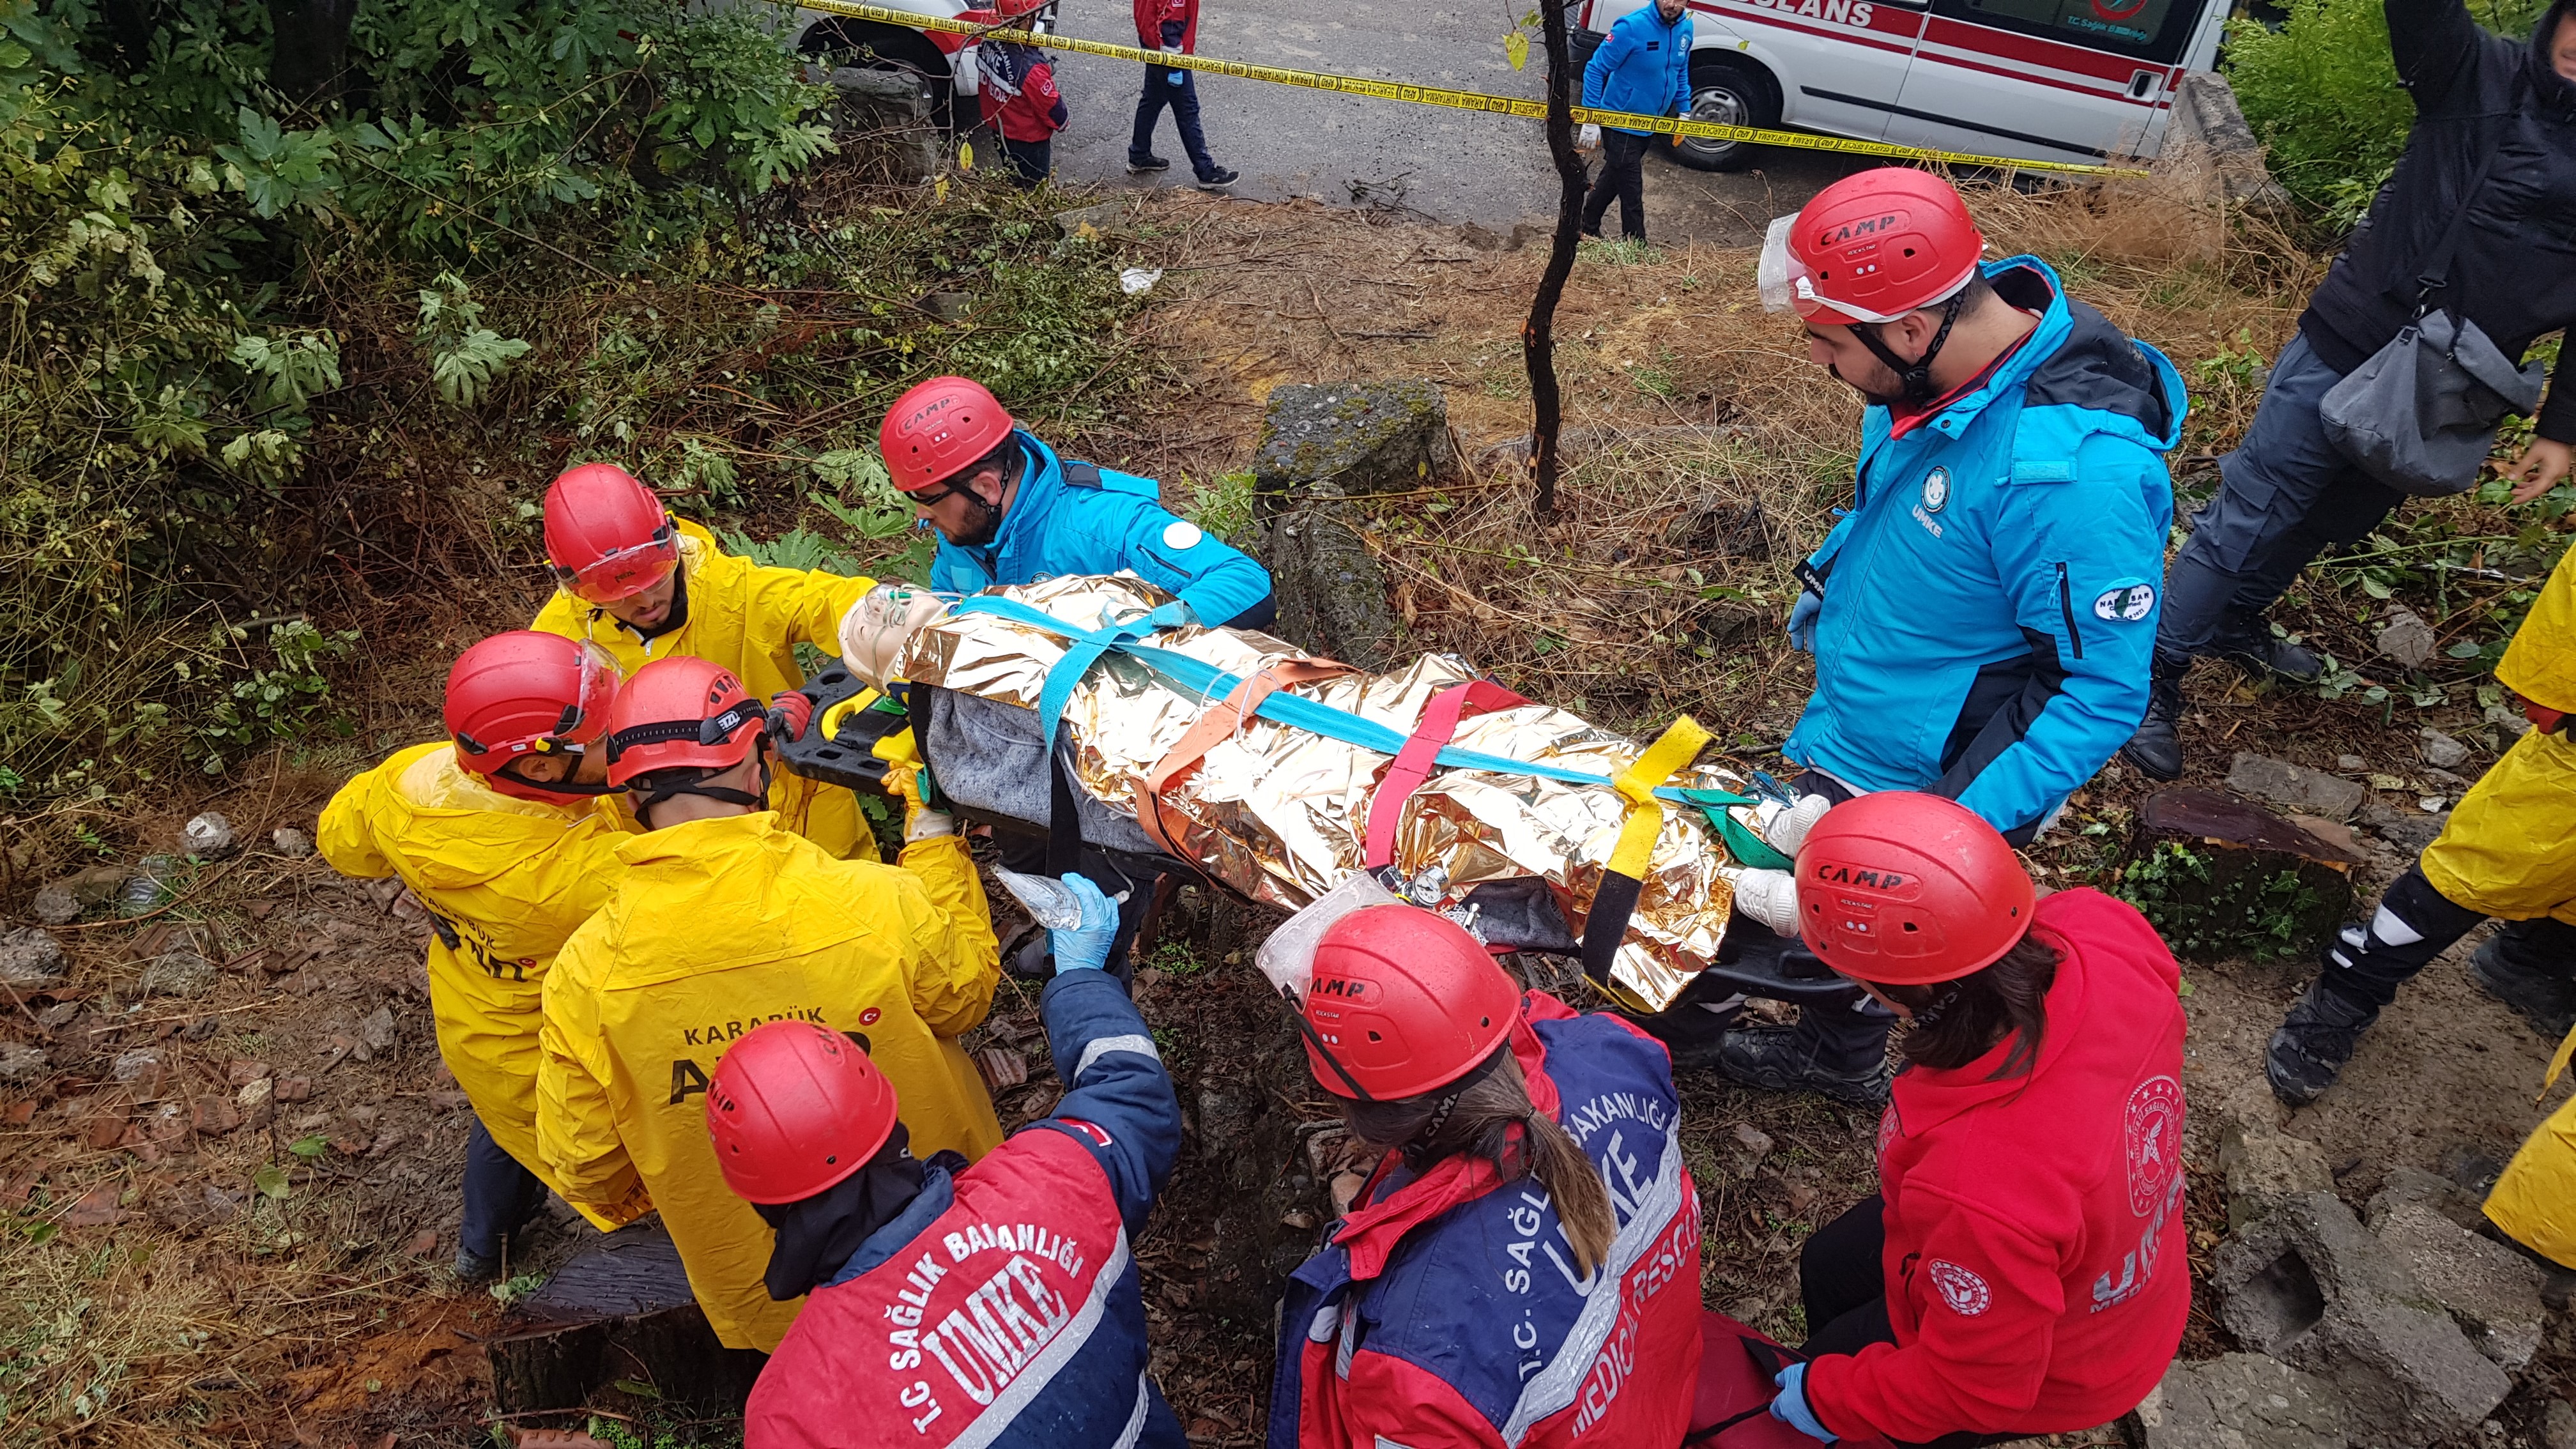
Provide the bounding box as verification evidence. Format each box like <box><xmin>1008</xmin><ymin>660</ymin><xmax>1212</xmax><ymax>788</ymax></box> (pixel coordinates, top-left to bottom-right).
<box><xmin>536</xmin><ymin>653</ymin><xmax>1003</xmax><ymax>1353</ymax></box>
<box><xmin>316</xmin><ymin>631</ymin><xmax>647</xmax><ymax>1281</ymax></box>
<box><xmin>2266</xmin><ymin>541</ymin><xmax>2576</xmax><ymax>1105</ymax></box>
<box><xmin>530</xmin><ymin>461</ymin><xmax>878</xmax><ymax>859</ymax></box>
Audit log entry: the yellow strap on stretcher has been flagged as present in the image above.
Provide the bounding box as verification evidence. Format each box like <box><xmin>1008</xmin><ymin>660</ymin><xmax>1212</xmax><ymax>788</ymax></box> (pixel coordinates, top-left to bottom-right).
<box><xmin>1608</xmin><ymin>716</ymin><xmax>1713</xmax><ymax>880</ymax></box>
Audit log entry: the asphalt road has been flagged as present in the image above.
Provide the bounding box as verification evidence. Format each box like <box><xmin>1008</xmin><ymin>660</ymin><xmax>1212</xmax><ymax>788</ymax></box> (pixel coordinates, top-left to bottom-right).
<box><xmin>1041</xmin><ymin>2</ymin><xmax>1869</xmax><ymax>241</ymax></box>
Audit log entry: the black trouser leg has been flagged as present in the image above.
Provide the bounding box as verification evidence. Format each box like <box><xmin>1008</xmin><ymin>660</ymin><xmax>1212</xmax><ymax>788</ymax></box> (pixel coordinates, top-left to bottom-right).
<box><xmin>2489</xmin><ymin>917</ymin><xmax>2576</xmax><ymax>976</ymax></box>
<box><xmin>1799</xmin><ymin>1195</ymin><xmax>1895</xmax><ymax>1357</ymax></box>
<box><xmin>1581</xmin><ymin>132</ymin><xmax>1649</xmax><ymax>239</ymax></box>
<box><xmin>459</xmin><ymin>1117</ymin><xmax>548</xmax><ymax>1261</ymax></box>
<box><xmin>1002</xmin><ymin>136</ymin><xmax>1051</xmax><ymax>190</ymax></box>
<box><xmin>2320</xmin><ymin>864</ymin><xmax>2488</xmax><ymax>1010</ymax></box>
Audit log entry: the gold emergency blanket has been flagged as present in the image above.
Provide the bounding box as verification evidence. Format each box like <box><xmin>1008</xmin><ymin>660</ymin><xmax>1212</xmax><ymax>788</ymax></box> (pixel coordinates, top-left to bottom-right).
<box><xmin>903</xmin><ymin>575</ymin><xmax>1782</xmax><ymax>1009</ymax></box>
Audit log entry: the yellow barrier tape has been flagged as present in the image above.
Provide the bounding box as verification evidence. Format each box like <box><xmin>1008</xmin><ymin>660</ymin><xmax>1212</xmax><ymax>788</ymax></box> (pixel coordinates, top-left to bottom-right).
<box><xmin>799</xmin><ymin>0</ymin><xmax>2150</xmax><ymax>178</ymax></box>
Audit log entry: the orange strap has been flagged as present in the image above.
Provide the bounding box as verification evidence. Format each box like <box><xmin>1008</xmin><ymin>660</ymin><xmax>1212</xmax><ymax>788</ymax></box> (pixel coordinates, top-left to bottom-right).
<box><xmin>1139</xmin><ymin>657</ymin><xmax>1357</xmax><ymax>858</ymax></box>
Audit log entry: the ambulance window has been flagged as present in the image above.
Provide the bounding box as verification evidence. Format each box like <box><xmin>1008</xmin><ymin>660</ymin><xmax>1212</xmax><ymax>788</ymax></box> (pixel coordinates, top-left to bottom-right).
<box><xmin>1937</xmin><ymin>0</ymin><xmax>2193</xmax><ymax>62</ymax></box>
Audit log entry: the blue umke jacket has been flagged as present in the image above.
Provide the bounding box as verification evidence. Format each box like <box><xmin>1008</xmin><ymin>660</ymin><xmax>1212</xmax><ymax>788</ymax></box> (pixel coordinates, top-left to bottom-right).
<box><xmin>928</xmin><ymin>430</ymin><xmax>1276</xmax><ymax>629</ymax></box>
<box><xmin>1583</xmin><ymin>2</ymin><xmax>1692</xmax><ymax>135</ymax></box>
<box><xmin>1785</xmin><ymin>256</ymin><xmax>2186</xmax><ymax>840</ymax></box>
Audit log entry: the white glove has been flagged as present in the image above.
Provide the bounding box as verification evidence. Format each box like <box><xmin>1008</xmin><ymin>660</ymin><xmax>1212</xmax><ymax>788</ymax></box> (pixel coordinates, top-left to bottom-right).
<box><xmin>905</xmin><ymin>807</ymin><xmax>956</xmax><ymax>843</ymax></box>
<box><xmin>1735</xmin><ymin>868</ymin><xmax>1803</xmax><ymax>937</ymax></box>
<box><xmin>839</xmin><ymin>583</ymin><xmax>947</xmax><ymax>691</ymax></box>
<box><xmin>1765</xmin><ymin>794</ymin><xmax>1833</xmax><ymax>859</ymax></box>
<box><xmin>1578</xmin><ymin>123</ymin><xmax>1602</xmax><ymax>150</ymax></box>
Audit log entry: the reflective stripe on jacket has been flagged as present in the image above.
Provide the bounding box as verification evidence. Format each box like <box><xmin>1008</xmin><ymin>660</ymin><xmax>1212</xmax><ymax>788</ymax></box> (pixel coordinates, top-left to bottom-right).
<box><xmin>537</xmin><ymin>812</ymin><xmax>1003</xmax><ymax>1351</ymax></box>
<box><xmin>1269</xmin><ymin>994</ymin><xmax>1703</xmax><ymax>1449</ymax></box>
<box><xmin>927</xmin><ymin>431</ymin><xmax>1273</xmax><ymax>629</ymax></box>
<box><xmin>316</xmin><ymin>742</ymin><xmax>641</xmax><ymax>1230</ymax></box>
<box><xmin>1805</xmin><ymin>889</ymin><xmax>2189</xmax><ymax>1442</ymax></box>
<box><xmin>1786</xmin><ymin>257</ymin><xmax>2184</xmax><ymax>838</ymax></box>
<box><xmin>748</xmin><ymin>971</ymin><xmax>1186</xmax><ymax>1449</ymax></box>
<box><xmin>532</xmin><ymin>518</ymin><xmax>877</xmax><ymax>859</ymax></box>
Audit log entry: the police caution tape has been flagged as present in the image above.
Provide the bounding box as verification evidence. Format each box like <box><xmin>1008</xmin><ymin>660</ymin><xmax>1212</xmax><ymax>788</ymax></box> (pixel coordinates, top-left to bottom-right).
<box><xmin>797</xmin><ymin>0</ymin><xmax>2150</xmax><ymax>179</ymax></box>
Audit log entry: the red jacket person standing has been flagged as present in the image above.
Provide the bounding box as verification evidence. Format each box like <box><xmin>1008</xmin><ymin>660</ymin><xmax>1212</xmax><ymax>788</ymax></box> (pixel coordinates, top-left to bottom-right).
<box><xmin>1127</xmin><ymin>0</ymin><xmax>1236</xmax><ymax>189</ymax></box>
<box><xmin>967</xmin><ymin>0</ymin><xmax>1068</xmax><ymax>189</ymax></box>
<box><xmin>1768</xmin><ymin>793</ymin><xmax>2189</xmax><ymax>1445</ymax></box>
<box><xmin>1269</xmin><ymin>906</ymin><xmax>1703</xmax><ymax>1448</ymax></box>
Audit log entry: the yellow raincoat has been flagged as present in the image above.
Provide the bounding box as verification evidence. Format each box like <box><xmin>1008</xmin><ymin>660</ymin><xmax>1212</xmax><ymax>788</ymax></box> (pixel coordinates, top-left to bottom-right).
<box><xmin>532</xmin><ymin>518</ymin><xmax>877</xmax><ymax>859</ymax></box>
<box><xmin>2419</xmin><ymin>546</ymin><xmax>2576</xmax><ymax>926</ymax></box>
<box><xmin>315</xmin><ymin>743</ymin><xmax>644</xmax><ymax>1231</ymax></box>
<box><xmin>2487</xmin><ymin>1027</ymin><xmax>2576</xmax><ymax>1269</ymax></box>
<box><xmin>535</xmin><ymin>812</ymin><xmax>1002</xmax><ymax>1352</ymax></box>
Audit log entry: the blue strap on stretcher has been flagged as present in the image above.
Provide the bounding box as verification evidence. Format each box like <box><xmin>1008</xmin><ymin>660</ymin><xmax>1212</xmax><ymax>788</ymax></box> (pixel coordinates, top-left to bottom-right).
<box><xmin>952</xmin><ymin>595</ymin><xmax>1794</xmax><ymax>870</ymax></box>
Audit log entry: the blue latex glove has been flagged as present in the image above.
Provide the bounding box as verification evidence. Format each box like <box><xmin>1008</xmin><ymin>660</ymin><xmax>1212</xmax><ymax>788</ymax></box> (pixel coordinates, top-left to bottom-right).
<box><xmin>1770</xmin><ymin>1363</ymin><xmax>1836</xmax><ymax>1443</ymax></box>
<box><xmin>1048</xmin><ymin>874</ymin><xmax>1119</xmax><ymax>974</ymax></box>
<box><xmin>1166</xmin><ymin>67</ymin><xmax>1186</xmax><ymax>86</ymax></box>
<box><xmin>1785</xmin><ymin>590</ymin><xmax>1821</xmax><ymax>654</ymax></box>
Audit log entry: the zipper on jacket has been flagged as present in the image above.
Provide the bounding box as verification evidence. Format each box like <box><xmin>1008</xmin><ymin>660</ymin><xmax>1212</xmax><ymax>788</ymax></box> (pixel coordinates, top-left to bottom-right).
<box><xmin>2055</xmin><ymin>562</ymin><xmax>2085</xmax><ymax>661</ymax></box>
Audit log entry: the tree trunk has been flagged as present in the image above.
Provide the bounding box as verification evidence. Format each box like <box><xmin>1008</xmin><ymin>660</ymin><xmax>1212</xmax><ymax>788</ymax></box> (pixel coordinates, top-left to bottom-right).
<box><xmin>266</xmin><ymin>0</ymin><xmax>359</xmax><ymax>107</ymax></box>
<box><xmin>1522</xmin><ymin>1</ymin><xmax>1589</xmax><ymax>518</ymax></box>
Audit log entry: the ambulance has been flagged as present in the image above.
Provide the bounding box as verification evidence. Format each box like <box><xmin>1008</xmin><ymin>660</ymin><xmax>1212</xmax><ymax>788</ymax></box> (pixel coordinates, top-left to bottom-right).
<box><xmin>789</xmin><ymin>0</ymin><xmax>1059</xmax><ymax>128</ymax></box>
<box><xmin>1575</xmin><ymin>0</ymin><xmax>2233</xmax><ymax>171</ymax></box>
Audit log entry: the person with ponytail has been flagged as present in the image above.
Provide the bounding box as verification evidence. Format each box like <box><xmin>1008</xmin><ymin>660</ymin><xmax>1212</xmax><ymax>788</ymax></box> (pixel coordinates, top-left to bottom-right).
<box><xmin>1268</xmin><ymin>905</ymin><xmax>1703</xmax><ymax>1449</ymax></box>
<box><xmin>1766</xmin><ymin>793</ymin><xmax>2188</xmax><ymax>1447</ymax></box>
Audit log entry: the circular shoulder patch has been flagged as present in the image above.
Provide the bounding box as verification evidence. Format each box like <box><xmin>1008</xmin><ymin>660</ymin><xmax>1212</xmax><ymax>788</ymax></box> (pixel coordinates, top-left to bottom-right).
<box><xmin>1927</xmin><ymin>1259</ymin><xmax>1992</xmax><ymax>1316</ymax></box>
<box><xmin>1161</xmin><ymin>520</ymin><xmax>1206</xmax><ymax>550</ymax></box>
<box><xmin>2093</xmin><ymin>582</ymin><xmax>2157</xmax><ymax>622</ymax></box>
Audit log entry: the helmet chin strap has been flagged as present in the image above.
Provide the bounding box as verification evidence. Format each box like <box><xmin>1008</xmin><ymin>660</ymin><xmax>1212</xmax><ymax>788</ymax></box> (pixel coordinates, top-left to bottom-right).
<box><xmin>1853</xmin><ymin>289</ymin><xmax>1969</xmax><ymax>403</ymax></box>
<box><xmin>636</xmin><ymin>749</ymin><xmax>774</xmax><ymax>828</ymax></box>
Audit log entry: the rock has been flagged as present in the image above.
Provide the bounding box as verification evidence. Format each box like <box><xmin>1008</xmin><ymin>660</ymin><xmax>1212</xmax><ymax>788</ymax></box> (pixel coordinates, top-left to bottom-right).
<box><xmin>0</xmin><ymin>926</ymin><xmax>69</xmax><ymax>990</ymax></box>
<box><xmin>358</xmin><ymin>1004</ymin><xmax>397</xmax><ymax>1058</ymax></box>
<box><xmin>2135</xmin><ymin>1352</ymin><xmax>2345</xmax><ymax>1449</ymax></box>
<box><xmin>2338</xmin><ymin>755</ymin><xmax>2367</xmax><ymax>772</ymax></box>
<box><xmin>2418</xmin><ymin>728</ymin><xmax>2471</xmax><ymax>770</ymax></box>
<box><xmin>30</xmin><ymin>885</ymin><xmax>80</xmax><ymax>925</ymax></box>
<box><xmin>115</xmin><ymin>858</ymin><xmax>178</xmax><ymax>917</ymax></box>
<box><xmin>2359</xmin><ymin>804</ymin><xmax>2449</xmax><ymax>854</ymax></box>
<box><xmin>2365</xmin><ymin>1165</ymin><xmax>2487</xmax><ymax>1236</ymax></box>
<box><xmin>0</xmin><ymin>1041</ymin><xmax>48</xmax><ymax>1084</ymax></box>
<box><xmin>180</xmin><ymin>811</ymin><xmax>238</xmax><ymax>860</ymax></box>
<box><xmin>2376</xmin><ymin>608</ymin><xmax>2438</xmax><ymax>670</ymax></box>
<box><xmin>55</xmin><ymin>863</ymin><xmax>132</xmax><ymax>907</ymax></box>
<box><xmin>235</xmin><ymin>1076</ymin><xmax>275</xmax><ymax>1130</ymax></box>
<box><xmin>2547</xmin><ymin>1399</ymin><xmax>2576</xmax><ymax>1449</ymax></box>
<box><xmin>1256</xmin><ymin>503</ymin><xmax>1397</xmax><ymax>670</ymax></box>
<box><xmin>2163</xmin><ymin>72</ymin><xmax>2294</xmax><ymax>210</ymax></box>
<box><xmin>2214</xmin><ymin>1192</ymin><xmax>2510</xmax><ymax>1448</ymax></box>
<box><xmin>2374</xmin><ymin>1203</ymin><xmax>2547</xmax><ymax>1369</ymax></box>
<box><xmin>191</xmin><ymin>1096</ymin><xmax>241</xmax><ymax>1137</ymax></box>
<box><xmin>813</xmin><ymin>64</ymin><xmax>940</xmax><ymax>178</ymax></box>
<box><xmin>270</xmin><ymin>827</ymin><xmax>312</xmax><ymax>859</ymax></box>
<box><xmin>1052</xmin><ymin>198</ymin><xmax>1135</xmax><ymax>241</ymax></box>
<box><xmin>1725</xmin><ymin>1122</ymin><xmax>1774</xmax><ymax>1180</ymax></box>
<box><xmin>225</xmin><ymin>1059</ymin><xmax>270</xmax><ymax>1087</ymax></box>
<box><xmin>137</xmin><ymin>949</ymin><xmax>215</xmax><ymax>999</ymax></box>
<box><xmin>273</xmin><ymin>1076</ymin><xmax>313</xmax><ymax>1103</ymax></box>
<box><xmin>111</xmin><ymin>1047</ymin><xmax>167</xmax><ymax>1097</ymax></box>
<box><xmin>2225</xmin><ymin>755</ymin><xmax>2369</xmax><ymax>822</ymax></box>
<box><xmin>2218</xmin><ymin>1123</ymin><xmax>2333</xmax><ymax>1230</ymax></box>
<box><xmin>1251</xmin><ymin>379</ymin><xmax>1455</xmax><ymax>499</ymax></box>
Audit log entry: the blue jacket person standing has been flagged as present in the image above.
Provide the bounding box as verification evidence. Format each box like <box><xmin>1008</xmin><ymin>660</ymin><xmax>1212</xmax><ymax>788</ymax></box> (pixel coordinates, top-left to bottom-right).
<box><xmin>1702</xmin><ymin>167</ymin><xmax>2182</xmax><ymax>1105</ymax></box>
<box><xmin>717</xmin><ymin>876</ymin><xmax>1186</xmax><ymax>1449</ymax></box>
<box><xmin>1580</xmin><ymin>0</ymin><xmax>1691</xmax><ymax>241</ymax></box>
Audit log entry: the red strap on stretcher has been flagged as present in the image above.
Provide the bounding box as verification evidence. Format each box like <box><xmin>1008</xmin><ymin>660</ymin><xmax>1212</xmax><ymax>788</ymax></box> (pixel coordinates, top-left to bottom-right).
<box><xmin>1138</xmin><ymin>657</ymin><xmax>1358</xmax><ymax>859</ymax></box>
<box><xmin>1360</xmin><ymin>679</ymin><xmax>1531</xmax><ymax>871</ymax></box>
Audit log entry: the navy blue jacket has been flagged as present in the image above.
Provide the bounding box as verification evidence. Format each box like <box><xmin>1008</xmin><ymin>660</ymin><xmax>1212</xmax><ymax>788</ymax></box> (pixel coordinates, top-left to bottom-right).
<box><xmin>928</xmin><ymin>431</ymin><xmax>1276</xmax><ymax>629</ymax></box>
<box><xmin>746</xmin><ymin>972</ymin><xmax>1185</xmax><ymax>1449</ymax></box>
<box><xmin>1786</xmin><ymin>257</ymin><xmax>2186</xmax><ymax>839</ymax></box>
<box><xmin>1583</xmin><ymin>3</ymin><xmax>1693</xmax><ymax>135</ymax></box>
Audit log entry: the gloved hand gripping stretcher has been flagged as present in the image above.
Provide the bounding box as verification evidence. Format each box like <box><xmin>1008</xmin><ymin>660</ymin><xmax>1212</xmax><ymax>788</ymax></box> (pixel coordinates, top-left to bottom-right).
<box><xmin>795</xmin><ymin>574</ymin><xmax>1837</xmax><ymax>1013</ymax></box>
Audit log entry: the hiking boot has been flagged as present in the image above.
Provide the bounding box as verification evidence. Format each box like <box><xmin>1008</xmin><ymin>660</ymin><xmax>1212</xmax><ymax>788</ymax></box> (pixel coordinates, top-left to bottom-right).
<box><xmin>1126</xmin><ymin>154</ymin><xmax>1170</xmax><ymax>174</ymax></box>
<box><xmin>1713</xmin><ymin>1023</ymin><xmax>1892</xmax><ymax>1106</ymax></box>
<box><xmin>2265</xmin><ymin>981</ymin><xmax>2381</xmax><ymax>1106</ymax></box>
<box><xmin>2470</xmin><ymin>932</ymin><xmax>2576</xmax><ymax>1039</ymax></box>
<box><xmin>452</xmin><ymin>1244</ymin><xmax>503</xmax><ymax>1285</ymax></box>
<box><xmin>1195</xmin><ymin>166</ymin><xmax>1239</xmax><ymax>191</ymax></box>
<box><xmin>2120</xmin><ymin>658</ymin><xmax>2188</xmax><ymax>781</ymax></box>
<box><xmin>2212</xmin><ymin>617</ymin><xmax>2324</xmax><ymax>683</ymax></box>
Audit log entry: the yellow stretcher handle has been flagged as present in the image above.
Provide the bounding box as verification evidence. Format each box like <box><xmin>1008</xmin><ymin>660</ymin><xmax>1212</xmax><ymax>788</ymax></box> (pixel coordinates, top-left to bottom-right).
<box><xmin>817</xmin><ymin>685</ymin><xmax>884</xmax><ymax>742</ymax></box>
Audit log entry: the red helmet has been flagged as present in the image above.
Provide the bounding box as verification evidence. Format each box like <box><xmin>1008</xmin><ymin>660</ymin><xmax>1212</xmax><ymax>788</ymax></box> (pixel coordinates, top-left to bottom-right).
<box><xmin>603</xmin><ymin>655</ymin><xmax>767</xmax><ymax>788</ymax></box>
<box><xmin>444</xmin><ymin>632</ymin><xmax>622</xmax><ymax>804</ymax></box>
<box><xmin>544</xmin><ymin>463</ymin><xmax>679</xmax><ymax>603</ymax></box>
<box><xmin>1795</xmin><ymin>792</ymin><xmax>2034</xmax><ymax>986</ymax></box>
<box><xmin>706</xmin><ymin>1020</ymin><xmax>902</xmax><ymax>1205</ymax></box>
<box><xmin>1301</xmin><ymin>906</ymin><xmax>1521</xmax><ymax>1101</ymax></box>
<box><xmin>1761</xmin><ymin>168</ymin><xmax>1986</xmax><ymax>326</ymax></box>
<box><xmin>878</xmin><ymin>376</ymin><xmax>1015</xmax><ymax>494</ymax></box>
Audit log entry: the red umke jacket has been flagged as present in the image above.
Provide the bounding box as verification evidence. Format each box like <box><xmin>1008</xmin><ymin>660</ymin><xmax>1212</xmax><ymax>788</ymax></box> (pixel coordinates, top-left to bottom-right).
<box><xmin>1805</xmin><ymin>889</ymin><xmax>2190</xmax><ymax>1444</ymax></box>
<box><xmin>1133</xmin><ymin>0</ymin><xmax>1199</xmax><ymax>53</ymax></box>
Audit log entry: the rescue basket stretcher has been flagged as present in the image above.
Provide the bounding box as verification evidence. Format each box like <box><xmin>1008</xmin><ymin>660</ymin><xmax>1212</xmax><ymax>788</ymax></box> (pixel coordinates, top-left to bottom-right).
<box><xmin>777</xmin><ymin>574</ymin><xmax>1858</xmax><ymax>1014</ymax></box>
